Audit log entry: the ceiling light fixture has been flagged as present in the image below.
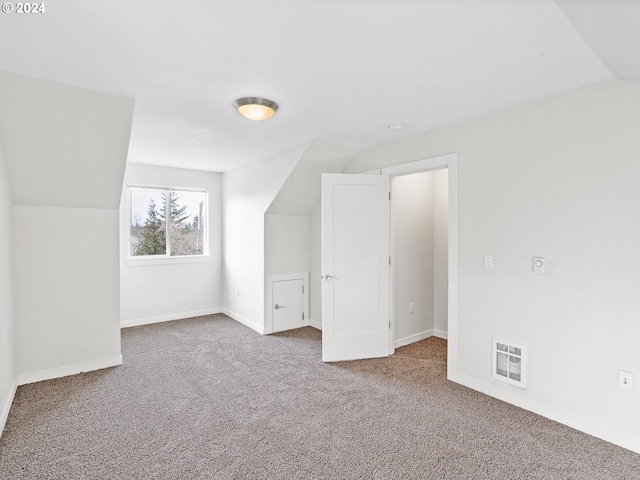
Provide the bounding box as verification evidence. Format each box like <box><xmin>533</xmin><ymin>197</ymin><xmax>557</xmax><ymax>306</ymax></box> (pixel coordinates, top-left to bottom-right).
<box><xmin>234</xmin><ymin>97</ymin><xmax>279</xmax><ymax>121</ymax></box>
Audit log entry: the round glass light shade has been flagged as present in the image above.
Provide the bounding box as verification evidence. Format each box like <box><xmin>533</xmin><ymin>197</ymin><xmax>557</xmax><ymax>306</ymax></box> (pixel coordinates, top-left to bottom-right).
<box><xmin>234</xmin><ymin>97</ymin><xmax>279</xmax><ymax>121</ymax></box>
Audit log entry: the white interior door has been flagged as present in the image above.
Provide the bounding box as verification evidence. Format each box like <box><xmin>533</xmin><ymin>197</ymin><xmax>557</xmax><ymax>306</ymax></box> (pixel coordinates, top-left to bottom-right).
<box><xmin>321</xmin><ymin>173</ymin><xmax>390</xmax><ymax>362</ymax></box>
<box><xmin>272</xmin><ymin>278</ymin><xmax>304</xmax><ymax>333</ymax></box>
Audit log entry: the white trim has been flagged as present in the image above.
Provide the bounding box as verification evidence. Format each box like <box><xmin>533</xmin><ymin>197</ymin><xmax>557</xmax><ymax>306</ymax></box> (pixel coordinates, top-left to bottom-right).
<box><xmin>127</xmin><ymin>182</ymin><xmax>208</xmax><ymax>193</ymax></box>
<box><xmin>434</xmin><ymin>329</ymin><xmax>448</xmax><ymax>339</ymax></box>
<box><xmin>222</xmin><ymin>308</ymin><xmax>264</xmax><ymax>335</ymax></box>
<box><xmin>266</xmin><ymin>272</ymin><xmax>310</xmax><ymax>334</ymax></box>
<box><xmin>395</xmin><ymin>330</ymin><xmax>434</xmax><ymax>348</ymax></box>
<box><xmin>308</xmin><ymin>318</ymin><xmax>322</xmax><ymax>330</ymax></box>
<box><xmin>126</xmin><ymin>255</ymin><xmax>211</xmax><ymax>267</ymax></box>
<box><xmin>0</xmin><ymin>382</ymin><xmax>17</xmax><ymax>438</ymax></box>
<box><xmin>121</xmin><ymin>308</ymin><xmax>222</xmax><ymax>328</ymax></box>
<box><xmin>379</xmin><ymin>153</ymin><xmax>458</xmax><ymax>177</ymax></box>
<box><xmin>451</xmin><ymin>372</ymin><xmax>640</xmax><ymax>455</ymax></box>
<box><xmin>17</xmin><ymin>355</ymin><xmax>123</xmax><ymax>386</ymax></box>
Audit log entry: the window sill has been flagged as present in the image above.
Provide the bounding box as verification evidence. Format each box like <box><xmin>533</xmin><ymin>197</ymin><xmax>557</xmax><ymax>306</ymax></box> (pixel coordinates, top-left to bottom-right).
<box><xmin>126</xmin><ymin>255</ymin><xmax>211</xmax><ymax>267</ymax></box>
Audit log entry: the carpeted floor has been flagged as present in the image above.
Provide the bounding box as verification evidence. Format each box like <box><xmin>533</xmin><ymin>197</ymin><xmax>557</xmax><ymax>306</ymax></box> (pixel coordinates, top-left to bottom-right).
<box><xmin>0</xmin><ymin>314</ymin><xmax>638</xmax><ymax>479</ymax></box>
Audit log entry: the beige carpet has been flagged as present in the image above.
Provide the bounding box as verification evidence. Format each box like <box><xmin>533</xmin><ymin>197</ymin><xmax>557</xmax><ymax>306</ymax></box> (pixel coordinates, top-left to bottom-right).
<box><xmin>0</xmin><ymin>314</ymin><xmax>638</xmax><ymax>479</ymax></box>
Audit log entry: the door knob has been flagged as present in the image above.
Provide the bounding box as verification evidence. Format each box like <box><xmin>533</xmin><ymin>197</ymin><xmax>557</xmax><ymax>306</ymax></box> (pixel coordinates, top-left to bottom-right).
<box><xmin>274</xmin><ymin>304</ymin><xmax>285</xmax><ymax>310</ymax></box>
<box><xmin>323</xmin><ymin>274</ymin><xmax>340</xmax><ymax>281</ymax></box>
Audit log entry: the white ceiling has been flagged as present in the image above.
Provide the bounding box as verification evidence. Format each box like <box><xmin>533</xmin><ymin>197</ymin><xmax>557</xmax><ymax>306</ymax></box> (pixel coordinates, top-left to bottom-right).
<box><xmin>554</xmin><ymin>0</ymin><xmax>640</xmax><ymax>82</ymax></box>
<box><xmin>0</xmin><ymin>0</ymin><xmax>633</xmax><ymax>173</ymax></box>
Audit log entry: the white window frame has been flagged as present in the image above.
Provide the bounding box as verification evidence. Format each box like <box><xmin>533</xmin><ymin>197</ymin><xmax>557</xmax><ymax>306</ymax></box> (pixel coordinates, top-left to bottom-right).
<box><xmin>127</xmin><ymin>183</ymin><xmax>210</xmax><ymax>266</ymax></box>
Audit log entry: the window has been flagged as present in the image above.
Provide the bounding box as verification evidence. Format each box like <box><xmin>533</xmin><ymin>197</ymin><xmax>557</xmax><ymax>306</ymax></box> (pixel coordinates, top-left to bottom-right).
<box><xmin>129</xmin><ymin>186</ymin><xmax>207</xmax><ymax>258</ymax></box>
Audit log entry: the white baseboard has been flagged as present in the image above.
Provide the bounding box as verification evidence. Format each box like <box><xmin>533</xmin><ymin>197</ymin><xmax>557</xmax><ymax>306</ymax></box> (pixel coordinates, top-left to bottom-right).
<box><xmin>308</xmin><ymin>318</ymin><xmax>322</xmax><ymax>330</ymax></box>
<box><xmin>434</xmin><ymin>329</ymin><xmax>448</xmax><ymax>339</ymax></box>
<box><xmin>17</xmin><ymin>355</ymin><xmax>123</xmax><ymax>386</ymax></box>
<box><xmin>221</xmin><ymin>309</ymin><xmax>264</xmax><ymax>335</ymax></box>
<box><xmin>450</xmin><ymin>372</ymin><xmax>640</xmax><ymax>455</ymax></box>
<box><xmin>121</xmin><ymin>308</ymin><xmax>222</xmax><ymax>328</ymax></box>
<box><xmin>395</xmin><ymin>329</ymin><xmax>434</xmax><ymax>348</ymax></box>
<box><xmin>0</xmin><ymin>382</ymin><xmax>17</xmax><ymax>439</ymax></box>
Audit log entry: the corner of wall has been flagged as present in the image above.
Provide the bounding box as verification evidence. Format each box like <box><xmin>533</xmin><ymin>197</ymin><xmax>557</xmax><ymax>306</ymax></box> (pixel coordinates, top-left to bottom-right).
<box><xmin>221</xmin><ymin>142</ymin><xmax>310</xmax><ymax>330</ymax></box>
<box><xmin>0</xmin><ymin>143</ymin><xmax>16</xmax><ymax>439</ymax></box>
<box><xmin>0</xmin><ymin>383</ymin><xmax>17</xmax><ymax>439</ymax></box>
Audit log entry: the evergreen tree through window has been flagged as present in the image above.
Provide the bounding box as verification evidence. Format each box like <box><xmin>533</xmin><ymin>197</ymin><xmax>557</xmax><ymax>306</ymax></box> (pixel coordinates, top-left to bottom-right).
<box><xmin>130</xmin><ymin>187</ymin><xmax>207</xmax><ymax>257</ymax></box>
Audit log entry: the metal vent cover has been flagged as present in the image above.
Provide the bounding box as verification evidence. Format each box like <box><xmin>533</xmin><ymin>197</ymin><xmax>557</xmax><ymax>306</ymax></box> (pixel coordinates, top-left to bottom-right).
<box><xmin>492</xmin><ymin>338</ymin><xmax>527</xmax><ymax>388</ymax></box>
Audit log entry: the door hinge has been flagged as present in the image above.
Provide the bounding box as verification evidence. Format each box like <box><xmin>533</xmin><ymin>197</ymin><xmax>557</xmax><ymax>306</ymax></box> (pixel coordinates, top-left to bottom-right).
<box><xmin>389</xmin><ymin>320</ymin><xmax>391</xmax><ymax>329</ymax></box>
<box><xmin>302</xmin><ymin>312</ymin><xmax>305</xmax><ymax>320</ymax></box>
<box><xmin>389</xmin><ymin>256</ymin><xmax>391</xmax><ymax>265</ymax></box>
<box><xmin>389</xmin><ymin>191</ymin><xmax>391</xmax><ymax>200</ymax></box>
<box><xmin>302</xmin><ymin>285</ymin><xmax>304</xmax><ymax>294</ymax></box>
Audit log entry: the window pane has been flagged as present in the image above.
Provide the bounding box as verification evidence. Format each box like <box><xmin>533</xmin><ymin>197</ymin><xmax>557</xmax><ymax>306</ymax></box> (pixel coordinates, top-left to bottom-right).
<box><xmin>496</xmin><ymin>352</ymin><xmax>508</xmax><ymax>377</ymax></box>
<box><xmin>508</xmin><ymin>356</ymin><xmax>522</xmax><ymax>381</ymax></box>
<box><xmin>168</xmin><ymin>190</ymin><xmax>206</xmax><ymax>256</ymax></box>
<box><xmin>130</xmin><ymin>188</ymin><xmax>166</xmax><ymax>256</ymax></box>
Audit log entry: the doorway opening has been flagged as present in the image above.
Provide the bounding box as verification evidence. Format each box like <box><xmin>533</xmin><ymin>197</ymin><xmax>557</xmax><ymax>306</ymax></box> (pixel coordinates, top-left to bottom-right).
<box><xmin>390</xmin><ymin>168</ymin><xmax>448</xmax><ymax>357</ymax></box>
<box><xmin>319</xmin><ymin>153</ymin><xmax>458</xmax><ymax>376</ymax></box>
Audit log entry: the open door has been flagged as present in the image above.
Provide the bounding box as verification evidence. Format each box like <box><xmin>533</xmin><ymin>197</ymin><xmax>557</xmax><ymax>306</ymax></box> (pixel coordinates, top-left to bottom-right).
<box><xmin>321</xmin><ymin>173</ymin><xmax>390</xmax><ymax>362</ymax></box>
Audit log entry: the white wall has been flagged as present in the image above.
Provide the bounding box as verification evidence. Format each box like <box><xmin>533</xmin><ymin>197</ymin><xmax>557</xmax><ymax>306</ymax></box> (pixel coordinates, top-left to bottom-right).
<box><xmin>13</xmin><ymin>207</ymin><xmax>122</xmax><ymax>382</ymax></box>
<box><xmin>267</xmin><ymin>140</ymin><xmax>360</xmax><ymax>215</ymax></box>
<box><xmin>0</xmin><ymin>71</ymin><xmax>132</xmax><ymax>209</ymax></box>
<box><xmin>264</xmin><ymin>214</ymin><xmax>309</xmax><ymax>277</ymax></box>
<box><xmin>264</xmin><ymin>140</ymin><xmax>359</xmax><ymax>332</ymax></box>
<box><xmin>433</xmin><ymin>169</ymin><xmax>449</xmax><ymax>336</ymax></box>
<box><xmin>392</xmin><ymin>172</ymin><xmax>435</xmax><ymax>346</ymax></box>
<box><xmin>222</xmin><ymin>143</ymin><xmax>307</xmax><ymax>332</ymax></box>
<box><xmin>0</xmin><ymin>72</ymin><xmax>133</xmax><ymax>386</ymax></box>
<box><xmin>347</xmin><ymin>79</ymin><xmax>640</xmax><ymax>453</ymax></box>
<box><xmin>0</xmin><ymin>146</ymin><xmax>15</xmax><ymax>435</ymax></box>
<box><xmin>264</xmin><ymin>214</ymin><xmax>310</xmax><ymax>326</ymax></box>
<box><xmin>391</xmin><ymin>169</ymin><xmax>448</xmax><ymax>346</ymax></box>
<box><xmin>119</xmin><ymin>164</ymin><xmax>223</xmax><ymax>326</ymax></box>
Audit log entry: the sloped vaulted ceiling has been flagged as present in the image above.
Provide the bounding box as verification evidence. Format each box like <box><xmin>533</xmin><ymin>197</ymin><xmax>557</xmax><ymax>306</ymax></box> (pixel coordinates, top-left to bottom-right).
<box><xmin>554</xmin><ymin>0</ymin><xmax>640</xmax><ymax>82</ymax></box>
<box><xmin>0</xmin><ymin>0</ymin><xmax>623</xmax><ymax>172</ymax></box>
<box><xmin>0</xmin><ymin>71</ymin><xmax>134</xmax><ymax>209</ymax></box>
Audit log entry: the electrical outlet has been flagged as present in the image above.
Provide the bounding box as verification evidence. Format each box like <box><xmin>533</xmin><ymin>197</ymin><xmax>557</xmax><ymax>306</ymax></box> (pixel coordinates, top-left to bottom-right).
<box><xmin>618</xmin><ymin>370</ymin><xmax>633</xmax><ymax>390</ymax></box>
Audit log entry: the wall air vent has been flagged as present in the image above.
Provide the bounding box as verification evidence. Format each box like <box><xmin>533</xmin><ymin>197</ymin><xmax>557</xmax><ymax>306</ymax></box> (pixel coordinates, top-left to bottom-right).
<box><xmin>492</xmin><ymin>338</ymin><xmax>527</xmax><ymax>388</ymax></box>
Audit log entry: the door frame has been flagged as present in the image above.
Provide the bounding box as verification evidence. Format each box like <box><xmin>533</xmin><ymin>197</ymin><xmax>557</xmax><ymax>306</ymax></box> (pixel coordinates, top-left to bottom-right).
<box><xmin>355</xmin><ymin>153</ymin><xmax>458</xmax><ymax>380</ymax></box>
<box><xmin>266</xmin><ymin>272</ymin><xmax>310</xmax><ymax>334</ymax></box>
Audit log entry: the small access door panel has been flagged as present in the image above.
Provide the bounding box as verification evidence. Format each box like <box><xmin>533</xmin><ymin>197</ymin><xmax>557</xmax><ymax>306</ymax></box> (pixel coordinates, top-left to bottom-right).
<box><xmin>272</xmin><ymin>278</ymin><xmax>304</xmax><ymax>333</ymax></box>
<box><xmin>267</xmin><ymin>272</ymin><xmax>310</xmax><ymax>334</ymax></box>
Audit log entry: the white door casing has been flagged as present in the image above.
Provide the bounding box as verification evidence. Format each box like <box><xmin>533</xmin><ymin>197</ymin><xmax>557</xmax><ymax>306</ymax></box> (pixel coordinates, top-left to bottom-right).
<box><xmin>321</xmin><ymin>173</ymin><xmax>391</xmax><ymax>362</ymax></box>
<box><xmin>378</xmin><ymin>154</ymin><xmax>458</xmax><ymax>379</ymax></box>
